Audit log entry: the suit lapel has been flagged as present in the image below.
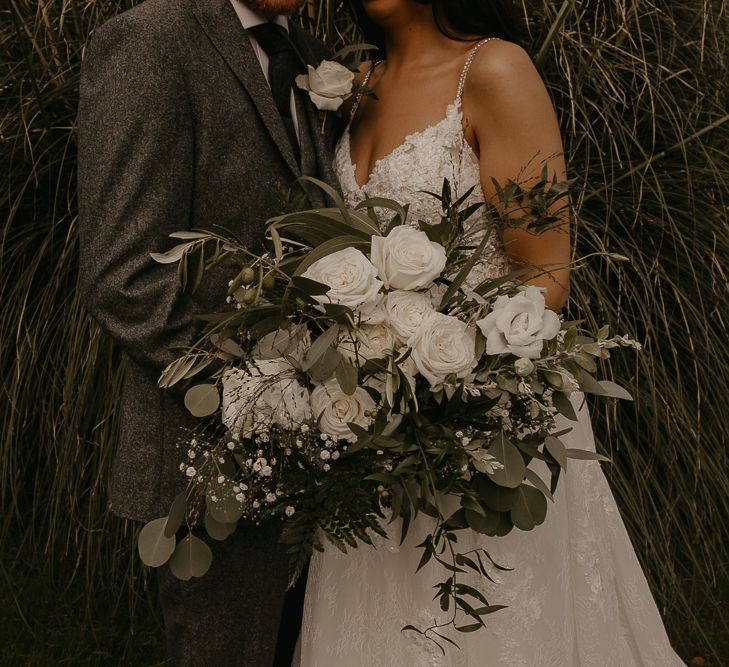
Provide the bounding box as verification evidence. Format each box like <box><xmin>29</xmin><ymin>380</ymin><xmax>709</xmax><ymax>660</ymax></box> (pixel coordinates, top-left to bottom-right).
<box><xmin>293</xmin><ymin>90</ymin><xmax>322</xmax><ymax>208</ymax></box>
<box><xmin>288</xmin><ymin>25</ymin><xmax>341</xmax><ymax>197</ymax></box>
<box><xmin>192</xmin><ymin>0</ymin><xmax>300</xmax><ymax>176</ymax></box>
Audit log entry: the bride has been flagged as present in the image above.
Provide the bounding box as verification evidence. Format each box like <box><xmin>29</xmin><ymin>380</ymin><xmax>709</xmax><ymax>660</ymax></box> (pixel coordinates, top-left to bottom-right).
<box><xmin>297</xmin><ymin>1</ymin><xmax>686</xmax><ymax>665</ymax></box>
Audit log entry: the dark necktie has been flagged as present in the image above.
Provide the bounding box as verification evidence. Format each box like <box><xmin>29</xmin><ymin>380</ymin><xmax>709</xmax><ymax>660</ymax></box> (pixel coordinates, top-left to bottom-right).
<box><xmin>248</xmin><ymin>21</ymin><xmax>301</xmax><ymax>165</ymax></box>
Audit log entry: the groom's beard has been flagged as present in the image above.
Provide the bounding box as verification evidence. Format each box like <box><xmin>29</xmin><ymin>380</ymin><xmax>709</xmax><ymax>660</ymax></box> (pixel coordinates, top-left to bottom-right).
<box><xmin>242</xmin><ymin>0</ymin><xmax>305</xmax><ymax>18</ymax></box>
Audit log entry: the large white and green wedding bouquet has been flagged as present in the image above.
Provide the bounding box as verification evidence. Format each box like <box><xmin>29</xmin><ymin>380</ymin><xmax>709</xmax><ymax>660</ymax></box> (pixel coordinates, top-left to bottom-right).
<box><xmin>137</xmin><ymin>174</ymin><xmax>639</xmax><ymax>645</ymax></box>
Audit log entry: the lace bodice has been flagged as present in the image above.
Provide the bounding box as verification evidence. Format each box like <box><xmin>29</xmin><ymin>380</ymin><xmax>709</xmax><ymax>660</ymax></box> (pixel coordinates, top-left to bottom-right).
<box><xmin>334</xmin><ymin>38</ymin><xmax>511</xmax><ymax>287</ymax></box>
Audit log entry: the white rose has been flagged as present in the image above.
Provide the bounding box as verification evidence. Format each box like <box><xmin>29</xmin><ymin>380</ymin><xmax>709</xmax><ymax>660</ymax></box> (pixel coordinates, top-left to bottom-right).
<box><xmin>221</xmin><ymin>368</ymin><xmax>265</xmax><ymax>438</ymax></box>
<box><xmin>221</xmin><ymin>359</ymin><xmax>310</xmax><ymax>437</ymax></box>
<box><xmin>338</xmin><ymin>323</ymin><xmax>396</xmax><ymax>362</ymax></box>
<box><xmin>476</xmin><ymin>285</ymin><xmax>561</xmax><ymax>359</ymax></box>
<box><xmin>310</xmin><ymin>378</ymin><xmax>377</xmax><ymax>441</ymax></box>
<box><xmin>249</xmin><ymin>357</ymin><xmax>292</xmax><ymax>377</ymax></box>
<box><xmin>409</xmin><ymin>312</ymin><xmax>478</xmax><ymax>386</ymax></box>
<box><xmin>260</xmin><ymin>377</ymin><xmax>312</xmax><ymax>430</ymax></box>
<box><xmin>302</xmin><ymin>247</ymin><xmax>383</xmax><ymax>315</ymax></box>
<box><xmin>370</xmin><ymin>226</ymin><xmax>447</xmax><ymax>290</ymax></box>
<box><xmin>253</xmin><ymin>324</ymin><xmax>310</xmax><ymax>364</ymax></box>
<box><xmin>358</xmin><ymin>297</ymin><xmax>387</xmax><ymax>324</ymax></box>
<box><xmin>295</xmin><ymin>61</ymin><xmax>355</xmax><ymax>111</ymax></box>
<box><xmin>385</xmin><ymin>290</ymin><xmax>436</xmax><ymax>343</ymax></box>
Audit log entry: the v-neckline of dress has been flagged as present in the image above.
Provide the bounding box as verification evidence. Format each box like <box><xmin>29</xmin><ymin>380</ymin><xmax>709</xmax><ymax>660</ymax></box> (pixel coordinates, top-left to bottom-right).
<box><xmin>344</xmin><ymin>100</ymin><xmax>466</xmax><ymax>192</ymax></box>
<box><xmin>342</xmin><ymin>100</ymin><xmax>483</xmax><ymax>197</ymax></box>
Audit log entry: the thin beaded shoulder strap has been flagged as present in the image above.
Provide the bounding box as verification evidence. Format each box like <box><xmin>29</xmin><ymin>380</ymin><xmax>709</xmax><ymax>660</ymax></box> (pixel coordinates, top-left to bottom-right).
<box><xmin>349</xmin><ymin>59</ymin><xmax>384</xmax><ymax>123</ymax></box>
<box><xmin>455</xmin><ymin>37</ymin><xmax>499</xmax><ymax>105</ymax></box>
<box><xmin>349</xmin><ymin>37</ymin><xmax>497</xmax><ymax>123</ymax></box>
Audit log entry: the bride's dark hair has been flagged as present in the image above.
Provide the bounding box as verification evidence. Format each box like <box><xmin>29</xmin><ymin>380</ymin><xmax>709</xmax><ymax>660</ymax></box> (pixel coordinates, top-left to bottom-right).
<box><xmin>352</xmin><ymin>0</ymin><xmax>528</xmax><ymax>51</ymax></box>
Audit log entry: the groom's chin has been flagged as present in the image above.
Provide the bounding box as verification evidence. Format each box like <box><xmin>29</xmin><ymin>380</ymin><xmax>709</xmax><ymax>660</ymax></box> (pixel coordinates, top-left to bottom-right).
<box><xmin>241</xmin><ymin>0</ymin><xmax>306</xmax><ymax>18</ymax></box>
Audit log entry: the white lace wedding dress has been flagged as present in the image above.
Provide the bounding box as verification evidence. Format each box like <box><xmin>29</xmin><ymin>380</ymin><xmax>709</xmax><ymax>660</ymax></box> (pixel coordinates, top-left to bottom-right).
<box><xmin>297</xmin><ymin>39</ymin><xmax>685</xmax><ymax>666</ymax></box>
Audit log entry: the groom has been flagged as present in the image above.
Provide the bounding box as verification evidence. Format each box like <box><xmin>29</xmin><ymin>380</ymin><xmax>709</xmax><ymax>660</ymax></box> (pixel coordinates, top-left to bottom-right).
<box><xmin>77</xmin><ymin>0</ymin><xmax>338</xmax><ymax>664</ymax></box>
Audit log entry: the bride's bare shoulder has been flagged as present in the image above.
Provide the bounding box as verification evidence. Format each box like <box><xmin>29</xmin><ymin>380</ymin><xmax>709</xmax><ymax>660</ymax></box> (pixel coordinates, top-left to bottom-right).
<box><xmin>468</xmin><ymin>39</ymin><xmax>543</xmax><ymax>100</ymax></box>
<box><xmin>465</xmin><ymin>39</ymin><xmax>559</xmax><ymax>135</ymax></box>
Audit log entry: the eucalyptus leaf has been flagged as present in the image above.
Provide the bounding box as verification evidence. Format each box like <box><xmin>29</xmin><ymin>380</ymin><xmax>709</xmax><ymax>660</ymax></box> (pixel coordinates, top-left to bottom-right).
<box><xmin>466</xmin><ymin>509</ymin><xmax>500</xmax><ymax>535</ymax></box>
<box><xmin>182</xmin><ymin>356</ymin><xmax>215</xmax><ymax>381</ymax></box>
<box><xmin>268</xmin><ymin>225</ymin><xmax>283</xmax><ymax>261</ymax></box>
<box><xmin>438</xmin><ymin>227</ymin><xmax>496</xmax><ymax>311</ymax></box>
<box><xmin>578</xmin><ymin>370</ymin><xmax>608</xmax><ymax>395</ymax></box>
<box><xmin>184</xmin><ymin>384</ymin><xmax>220</xmax><ymax>418</ymax></box>
<box><xmin>524</xmin><ymin>468</ymin><xmax>554</xmax><ymax>501</ymax></box>
<box><xmin>552</xmin><ymin>391</ymin><xmax>578</xmax><ymax>421</ymax></box>
<box><xmin>335</xmin><ymin>356</ymin><xmax>358</xmax><ymax>395</ymax></box>
<box><xmin>302</xmin><ymin>324</ymin><xmax>339</xmax><ymax>372</ymax></box>
<box><xmin>254</xmin><ymin>327</ymin><xmax>305</xmax><ymax>360</ymax></box>
<box><xmin>563</xmin><ymin>326</ymin><xmax>578</xmax><ymax>349</ymax></box>
<box><xmin>158</xmin><ymin>355</ymin><xmax>198</xmax><ymax>389</ymax></box>
<box><xmin>291</xmin><ymin>275</ymin><xmax>331</xmax><ymax>296</ymax></box>
<box><xmin>138</xmin><ymin>517</ymin><xmax>176</xmax><ymax>567</ymax></box>
<box><xmin>169</xmin><ymin>533</ymin><xmax>213</xmax><ymax>581</ymax></box>
<box><xmin>544</xmin><ymin>435</ymin><xmax>568</xmax><ymax>469</ymax></box>
<box><xmin>333</xmin><ymin>42</ymin><xmax>379</xmax><ymax>60</ymax></box>
<box><xmin>491</xmin><ymin>512</ymin><xmax>514</xmax><ymax>537</ymax></box>
<box><xmin>474</xmin><ymin>475</ymin><xmax>520</xmax><ymax>511</ymax></box>
<box><xmin>598</xmin><ymin>380</ymin><xmax>634</xmax><ymax>400</ymax></box>
<box><xmin>209</xmin><ymin>333</ymin><xmax>245</xmax><ymax>357</ymax></box>
<box><xmin>309</xmin><ymin>346</ymin><xmax>341</xmax><ymax>383</ymax></box>
<box><xmin>510</xmin><ymin>485</ymin><xmax>548</xmax><ymax>531</ymax></box>
<box><xmin>461</xmin><ymin>495</ymin><xmax>487</xmax><ymax>517</ymax></box>
<box><xmin>355</xmin><ymin>196</ymin><xmax>408</xmax><ymax>227</ymax></box>
<box><xmin>169</xmin><ymin>230</ymin><xmax>212</xmax><ymax>240</ymax></box>
<box><xmin>573</xmin><ymin>351</ymin><xmax>598</xmax><ymax>373</ymax></box>
<box><xmin>542</xmin><ymin>370</ymin><xmax>564</xmax><ymax>389</ymax></box>
<box><xmin>488</xmin><ymin>432</ymin><xmax>526</xmax><ymax>488</ymax></box>
<box><xmin>204</xmin><ymin>512</ymin><xmax>237</xmax><ymax>541</ymax></box>
<box><xmin>150</xmin><ymin>241</ymin><xmax>194</xmax><ymax>264</ymax></box>
<box><xmin>565</xmin><ymin>448</ymin><xmax>611</xmax><ymax>462</ymax></box>
<box><xmin>164</xmin><ymin>492</ymin><xmax>187</xmax><ymax>538</ymax></box>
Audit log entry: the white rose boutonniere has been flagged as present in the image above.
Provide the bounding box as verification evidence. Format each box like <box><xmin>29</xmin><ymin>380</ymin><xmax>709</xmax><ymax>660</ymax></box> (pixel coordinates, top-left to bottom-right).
<box><xmin>476</xmin><ymin>285</ymin><xmax>561</xmax><ymax>359</ymax></box>
<box><xmin>409</xmin><ymin>311</ymin><xmax>478</xmax><ymax>386</ymax></box>
<box><xmin>371</xmin><ymin>225</ymin><xmax>448</xmax><ymax>291</ymax></box>
<box><xmin>296</xmin><ymin>60</ymin><xmax>355</xmax><ymax>112</ymax></box>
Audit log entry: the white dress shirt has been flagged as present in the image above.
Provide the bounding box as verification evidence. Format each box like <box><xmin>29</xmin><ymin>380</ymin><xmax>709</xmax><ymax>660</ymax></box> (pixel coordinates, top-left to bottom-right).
<box><xmin>230</xmin><ymin>0</ymin><xmax>301</xmax><ymax>143</ymax></box>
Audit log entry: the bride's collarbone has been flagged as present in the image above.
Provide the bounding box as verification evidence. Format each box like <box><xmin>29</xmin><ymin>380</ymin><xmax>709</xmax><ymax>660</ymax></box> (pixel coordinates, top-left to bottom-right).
<box><xmin>349</xmin><ymin>57</ymin><xmax>477</xmax><ymax>177</ymax></box>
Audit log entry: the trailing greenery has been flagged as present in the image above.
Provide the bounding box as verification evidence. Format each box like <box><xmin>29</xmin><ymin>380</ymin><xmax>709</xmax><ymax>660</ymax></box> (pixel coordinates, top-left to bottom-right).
<box><xmin>1</xmin><ymin>0</ymin><xmax>727</xmax><ymax>663</ymax></box>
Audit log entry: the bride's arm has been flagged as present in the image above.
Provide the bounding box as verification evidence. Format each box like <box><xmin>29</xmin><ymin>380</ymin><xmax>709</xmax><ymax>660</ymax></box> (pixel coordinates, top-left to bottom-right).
<box><xmin>465</xmin><ymin>41</ymin><xmax>571</xmax><ymax>311</ymax></box>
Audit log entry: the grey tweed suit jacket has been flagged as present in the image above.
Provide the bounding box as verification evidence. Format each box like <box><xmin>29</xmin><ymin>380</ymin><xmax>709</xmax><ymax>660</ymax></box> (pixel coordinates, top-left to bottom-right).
<box><xmin>78</xmin><ymin>0</ymin><xmax>339</xmax><ymax>524</ymax></box>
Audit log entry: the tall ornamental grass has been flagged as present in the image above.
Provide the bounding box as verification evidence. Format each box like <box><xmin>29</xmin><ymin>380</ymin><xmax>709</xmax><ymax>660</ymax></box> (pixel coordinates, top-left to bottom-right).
<box><xmin>1</xmin><ymin>0</ymin><xmax>727</xmax><ymax>662</ymax></box>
